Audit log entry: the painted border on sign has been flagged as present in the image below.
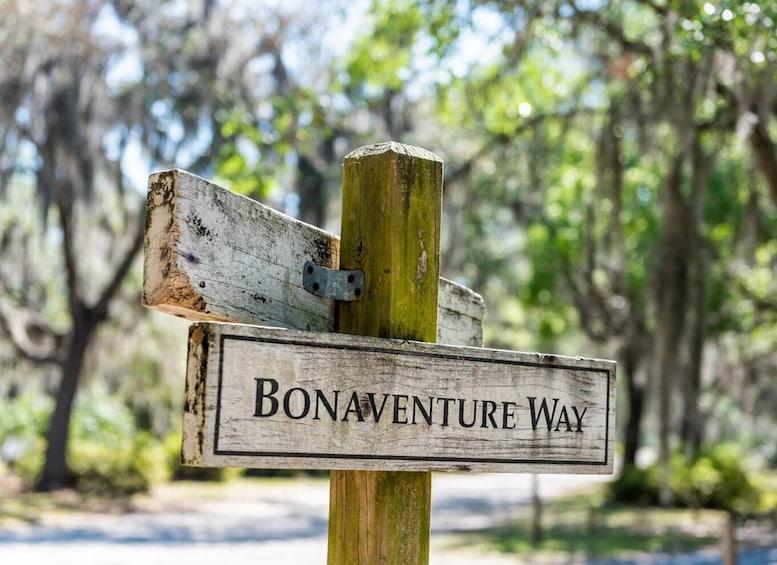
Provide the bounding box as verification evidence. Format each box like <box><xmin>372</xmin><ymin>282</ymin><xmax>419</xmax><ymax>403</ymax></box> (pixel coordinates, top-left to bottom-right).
<box><xmin>212</xmin><ymin>333</ymin><xmax>613</xmax><ymax>468</ymax></box>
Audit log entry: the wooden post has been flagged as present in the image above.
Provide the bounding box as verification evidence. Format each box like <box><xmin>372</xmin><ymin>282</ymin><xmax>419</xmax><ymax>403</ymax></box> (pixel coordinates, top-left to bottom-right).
<box><xmin>143</xmin><ymin>149</ymin><xmax>616</xmax><ymax>565</ymax></box>
<box><xmin>327</xmin><ymin>142</ymin><xmax>443</xmax><ymax>564</ymax></box>
<box><xmin>722</xmin><ymin>511</ymin><xmax>737</xmax><ymax>565</ymax></box>
<box><xmin>530</xmin><ymin>474</ymin><xmax>543</xmax><ymax>545</ymax></box>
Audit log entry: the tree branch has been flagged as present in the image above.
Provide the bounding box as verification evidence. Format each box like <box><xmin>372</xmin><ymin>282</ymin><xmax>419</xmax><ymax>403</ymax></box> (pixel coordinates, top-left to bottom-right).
<box><xmin>92</xmin><ymin>204</ymin><xmax>145</xmax><ymax>323</ymax></box>
<box><xmin>632</xmin><ymin>0</ymin><xmax>669</xmax><ymax>17</ymax></box>
<box><xmin>715</xmin><ymin>80</ymin><xmax>777</xmax><ymax>208</ymax></box>
<box><xmin>0</xmin><ymin>283</ymin><xmax>63</xmax><ymax>364</ymax></box>
<box><xmin>733</xmin><ymin>273</ymin><xmax>777</xmax><ymax>312</ymax></box>
<box><xmin>569</xmin><ymin>1</ymin><xmax>653</xmax><ymax>57</ymax></box>
<box><xmin>444</xmin><ymin>106</ymin><xmax>599</xmax><ymax>186</ymax></box>
<box><xmin>55</xmin><ymin>185</ymin><xmax>84</xmax><ymax>317</ymax></box>
<box><xmin>558</xmin><ymin>249</ymin><xmax>612</xmax><ymax>343</ymax></box>
<box><xmin>749</xmin><ymin>119</ymin><xmax>777</xmax><ymax>209</ymax></box>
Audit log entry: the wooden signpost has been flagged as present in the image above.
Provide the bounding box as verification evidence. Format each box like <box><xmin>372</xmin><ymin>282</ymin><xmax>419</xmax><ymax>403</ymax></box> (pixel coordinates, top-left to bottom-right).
<box><xmin>183</xmin><ymin>322</ymin><xmax>614</xmax><ymax>473</ymax></box>
<box><xmin>143</xmin><ymin>166</ymin><xmax>484</xmax><ymax>346</ymax></box>
<box><xmin>143</xmin><ymin>141</ymin><xmax>616</xmax><ymax>565</ymax></box>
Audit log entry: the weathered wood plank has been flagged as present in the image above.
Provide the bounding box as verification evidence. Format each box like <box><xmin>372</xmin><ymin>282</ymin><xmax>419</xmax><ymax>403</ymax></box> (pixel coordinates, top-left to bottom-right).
<box><xmin>142</xmin><ymin>169</ymin><xmax>484</xmax><ymax>346</ymax></box>
<box><xmin>329</xmin><ymin>141</ymin><xmax>441</xmax><ymax>565</ymax></box>
<box><xmin>437</xmin><ymin>278</ymin><xmax>484</xmax><ymax>347</ymax></box>
<box><xmin>143</xmin><ymin>169</ymin><xmax>338</xmax><ymax>332</ymax></box>
<box><xmin>182</xmin><ymin>322</ymin><xmax>617</xmax><ymax>474</ymax></box>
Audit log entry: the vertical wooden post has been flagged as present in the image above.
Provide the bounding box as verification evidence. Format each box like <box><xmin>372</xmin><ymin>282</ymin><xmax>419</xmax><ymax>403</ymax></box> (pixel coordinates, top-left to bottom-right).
<box><xmin>530</xmin><ymin>474</ymin><xmax>543</xmax><ymax>545</ymax></box>
<box><xmin>722</xmin><ymin>511</ymin><xmax>737</xmax><ymax>565</ymax></box>
<box><xmin>327</xmin><ymin>141</ymin><xmax>443</xmax><ymax>564</ymax></box>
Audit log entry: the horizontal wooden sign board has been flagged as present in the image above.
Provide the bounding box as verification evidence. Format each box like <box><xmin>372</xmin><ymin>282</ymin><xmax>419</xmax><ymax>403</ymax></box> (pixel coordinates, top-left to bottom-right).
<box><xmin>143</xmin><ymin>169</ymin><xmax>484</xmax><ymax>347</ymax></box>
<box><xmin>183</xmin><ymin>322</ymin><xmax>616</xmax><ymax>474</ymax></box>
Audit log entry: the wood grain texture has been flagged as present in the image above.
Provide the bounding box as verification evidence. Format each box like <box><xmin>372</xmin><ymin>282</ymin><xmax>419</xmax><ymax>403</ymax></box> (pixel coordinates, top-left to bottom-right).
<box><xmin>329</xmin><ymin>141</ymin><xmax>441</xmax><ymax>565</ymax></box>
<box><xmin>142</xmin><ymin>168</ymin><xmax>484</xmax><ymax>346</ymax></box>
<box><xmin>182</xmin><ymin>322</ymin><xmax>616</xmax><ymax>474</ymax></box>
<box><xmin>143</xmin><ymin>169</ymin><xmax>339</xmax><ymax>332</ymax></box>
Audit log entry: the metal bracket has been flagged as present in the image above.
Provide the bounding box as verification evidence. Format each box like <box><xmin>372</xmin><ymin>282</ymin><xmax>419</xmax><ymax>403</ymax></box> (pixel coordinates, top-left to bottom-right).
<box><xmin>303</xmin><ymin>261</ymin><xmax>364</xmax><ymax>301</ymax></box>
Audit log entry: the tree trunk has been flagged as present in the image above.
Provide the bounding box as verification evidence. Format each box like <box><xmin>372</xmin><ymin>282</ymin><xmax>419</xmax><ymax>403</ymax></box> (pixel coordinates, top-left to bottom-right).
<box><xmin>619</xmin><ymin>322</ymin><xmax>650</xmax><ymax>467</ymax></box>
<box><xmin>623</xmin><ymin>373</ymin><xmax>646</xmax><ymax>467</ymax></box>
<box><xmin>681</xmin><ymin>144</ymin><xmax>710</xmax><ymax>456</ymax></box>
<box><xmin>296</xmin><ymin>154</ymin><xmax>326</xmax><ymax>228</ymax></box>
<box><xmin>680</xmin><ymin>223</ymin><xmax>707</xmax><ymax>459</ymax></box>
<box><xmin>749</xmin><ymin>119</ymin><xmax>777</xmax><ymax>209</ymax></box>
<box><xmin>653</xmin><ymin>155</ymin><xmax>692</xmax><ymax>505</ymax></box>
<box><xmin>36</xmin><ymin>313</ymin><xmax>95</xmax><ymax>491</ymax></box>
<box><xmin>35</xmin><ymin>188</ymin><xmax>142</xmax><ymax>492</ymax></box>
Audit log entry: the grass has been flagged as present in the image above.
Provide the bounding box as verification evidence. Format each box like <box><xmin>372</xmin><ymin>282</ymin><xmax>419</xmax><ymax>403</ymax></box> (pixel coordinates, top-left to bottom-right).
<box><xmin>0</xmin><ymin>478</ymin><xmax>136</xmax><ymax>527</ymax></box>
<box><xmin>472</xmin><ymin>521</ymin><xmax>716</xmax><ymax>559</ymax></box>
<box><xmin>0</xmin><ymin>473</ymin><xmax>330</xmax><ymax>528</ymax></box>
<box><xmin>477</xmin><ymin>530</ymin><xmax>713</xmax><ymax>560</ymax></box>
<box><xmin>445</xmin><ymin>492</ymin><xmax>730</xmax><ymax>561</ymax></box>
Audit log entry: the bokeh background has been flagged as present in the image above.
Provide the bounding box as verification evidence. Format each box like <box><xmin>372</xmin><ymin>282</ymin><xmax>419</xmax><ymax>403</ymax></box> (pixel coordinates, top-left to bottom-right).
<box><xmin>1</xmin><ymin>0</ymin><xmax>777</xmax><ymax>560</ymax></box>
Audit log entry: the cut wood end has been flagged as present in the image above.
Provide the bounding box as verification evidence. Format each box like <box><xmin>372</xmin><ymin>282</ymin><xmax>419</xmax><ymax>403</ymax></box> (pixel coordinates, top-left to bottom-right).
<box><xmin>150</xmin><ymin>272</ymin><xmax>206</xmax><ymax>311</ymax></box>
<box><xmin>143</xmin><ymin>268</ymin><xmax>214</xmax><ymax>315</ymax></box>
<box><xmin>345</xmin><ymin>141</ymin><xmax>442</xmax><ymax>163</ymax></box>
<box><xmin>181</xmin><ymin>323</ymin><xmax>210</xmax><ymax>466</ymax></box>
<box><xmin>438</xmin><ymin>278</ymin><xmax>486</xmax><ymax>319</ymax></box>
<box><xmin>144</xmin><ymin>170</ymin><xmax>182</xmax><ymax>308</ymax></box>
<box><xmin>147</xmin><ymin>169</ymin><xmax>179</xmax><ymax>206</ymax></box>
<box><xmin>143</xmin><ymin>169</ymin><xmax>213</xmax><ymax>318</ymax></box>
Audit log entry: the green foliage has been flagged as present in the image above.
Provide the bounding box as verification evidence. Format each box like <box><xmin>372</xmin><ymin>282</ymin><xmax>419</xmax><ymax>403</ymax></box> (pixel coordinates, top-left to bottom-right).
<box><xmin>475</xmin><ymin>522</ymin><xmax>714</xmax><ymax>560</ymax></box>
<box><xmin>163</xmin><ymin>431</ymin><xmax>240</xmax><ymax>482</ymax></box>
<box><xmin>69</xmin><ymin>432</ymin><xmax>168</xmax><ymax>496</ymax></box>
<box><xmin>2</xmin><ymin>0</ymin><xmax>777</xmax><ymax>500</ymax></box>
<box><xmin>0</xmin><ymin>386</ymin><xmax>172</xmax><ymax>495</ymax></box>
<box><xmin>755</xmin><ymin>476</ymin><xmax>777</xmax><ymax>513</ymax></box>
<box><xmin>609</xmin><ymin>444</ymin><xmax>761</xmax><ymax>514</ymax></box>
<box><xmin>608</xmin><ymin>463</ymin><xmax>661</xmax><ymax>507</ymax></box>
<box><xmin>346</xmin><ymin>0</ymin><xmax>424</xmax><ymax>92</ymax></box>
<box><xmin>70</xmin><ymin>385</ymin><xmax>137</xmax><ymax>445</ymax></box>
<box><xmin>672</xmin><ymin>1</ymin><xmax>777</xmax><ymax>64</ymax></box>
<box><xmin>0</xmin><ymin>390</ymin><xmax>52</xmax><ymax>445</ymax></box>
<box><xmin>0</xmin><ymin>391</ymin><xmax>52</xmax><ymax>486</ymax></box>
<box><xmin>66</xmin><ymin>386</ymin><xmax>170</xmax><ymax>495</ymax></box>
<box><xmin>669</xmin><ymin>445</ymin><xmax>760</xmax><ymax>513</ymax></box>
<box><xmin>214</xmin><ymin>109</ymin><xmax>279</xmax><ymax>201</ymax></box>
<box><xmin>455</xmin><ymin>495</ymin><xmax>719</xmax><ymax>560</ymax></box>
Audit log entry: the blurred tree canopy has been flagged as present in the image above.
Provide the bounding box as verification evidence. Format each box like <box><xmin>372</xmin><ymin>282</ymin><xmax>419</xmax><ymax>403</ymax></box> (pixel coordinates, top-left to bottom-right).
<box><xmin>1</xmin><ymin>0</ymin><xmax>776</xmax><ymax>495</ymax></box>
<box><xmin>0</xmin><ymin>0</ymin><xmax>355</xmax><ymax>490</ymax></box>
<box><xmin>350</xmin><ymin>0</ymin><xmax>777</xmax><ymax>492</ymax></box>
